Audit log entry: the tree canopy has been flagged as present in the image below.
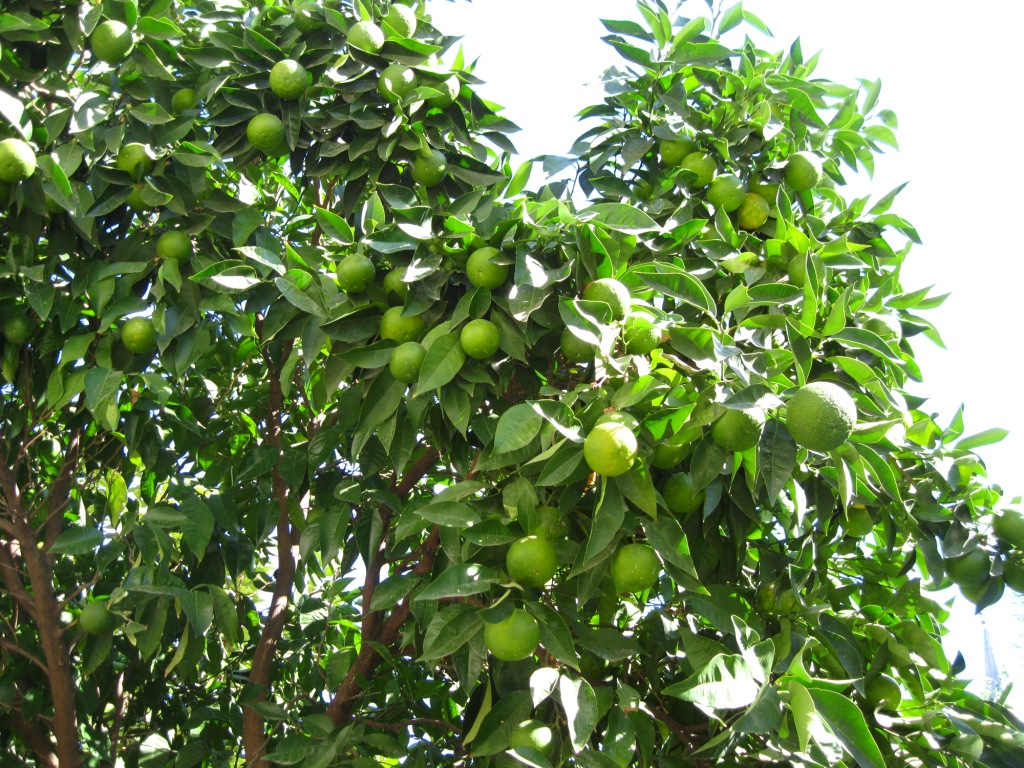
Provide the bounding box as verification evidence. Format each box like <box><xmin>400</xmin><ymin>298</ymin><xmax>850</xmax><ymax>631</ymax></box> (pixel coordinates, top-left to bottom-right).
<box><xmin>1</xmin><ymin>1</ymin><xmax>1023</xmax><ymax>767</ymax></box>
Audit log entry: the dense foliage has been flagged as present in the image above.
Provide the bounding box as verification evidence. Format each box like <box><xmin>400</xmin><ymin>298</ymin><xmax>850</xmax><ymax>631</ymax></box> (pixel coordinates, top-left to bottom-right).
<box><xmin>1</xmin><ymin>1</ymin><xmax>1023</xmax><ymax>767</ymax></box>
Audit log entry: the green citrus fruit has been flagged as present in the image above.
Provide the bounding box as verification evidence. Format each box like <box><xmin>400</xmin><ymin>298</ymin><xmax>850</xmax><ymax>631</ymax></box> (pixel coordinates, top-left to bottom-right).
<box><xmin>121</xmin><ymin>317</ymin><xmax>157</xmax><ymax>354</ymax></box>
<box><xmin>785</xmin><ymin>152</ymin><xmax>823</xmax><ymax>192</ymax></box>
<box><xmin>156</xmin><ymin>231</ymin><xmax>193</xmax><ymax>262</ymax></box>
<box><xmin>171</xmin><ymin>88</ymin><xmax>197</xmax><ymax>113</ymax></box>
<box><xmin>776</xmin><ymin>589</ymin><xmax>800</xmax><ymax>614</ymax></box>
<box><xmin>582</xmin><ymin>278</ymin><xmax>630</xmax><ymax>321</ymax></box>
<box><xmin>466</xmin><ymin>247</ymin><xmax>509</xmax><ymax>289</ymax></box>
<box><xmin>383</xmin><ymin>268</ymin><xmax>409</xmax><ymax>305</ymax></box>
<box><xmin>91</xmin><ymin>19</ymin><xmax>134</xmax><ymax>64</ymax></box>
<box><xmin>506</xmin><ymin>535</ymin><xmax>558</xmax><ymax>587</ymax></box>
<box><xmin>126</xmin><ymin>185</ymin><xmax>151</xmax><ymax>212</ymax></box>
<box><xmin>865</xmin><ymin>674</ymin><xmax>901</xmax><ymax>711</ymax></box>
<box><xmin>336</xmin><ymin>253</ymin><xmax>376</xmax><ymax>292</ymax></box>
<box><xmin>595</xmin><ymin>411</ymin><xmax>640</xmax><ymax>432</ymax></box>
<box><xmin>959</xmin><ymin>577</ymin><xmax>995</xmax><ymax>606</ymax></box>
<box><xmin>659</xmin><ymin>137</ymin><xmax>698</xmax><ymax>166</ymax></box>
<box><xmin>843</xmin><ymin>504</ymin><xmax>874</xmax><ymax>537</ymax></box>
<box><xmin>610</xmin><ymin>543</ymin><xmax>660</xmax><ymax>593</ymax></box>
<box><xmin>735</xmin><ymin>192</ymin><xmax>770</xmax><ymax>229</ymax></box>
<box><xmin>411</xmin><ymin>149</ymin><xmax>447</xmax><ymax>187</ymax></box>
<box><xmin>711</xmin><ymin>408</ymin><xmax>765</xmax><ymax>452</ymax></box>
<box><xmin>750</xmin><ymin>176</ymin><xmax>780</xmax><ymax>206</ymax></box>
<box><xmin>269</xmin><ymin>59</ymin><xmax>309</xmax><ymax>100</ymax></box>
<box><xmin>247</xmin><ymin>113</ymin><xmax>286</xmax><ymax>154</ymax></box>
<box><xmin>379</xmin><ymin>306</ymin><xmax>424</xmax><ymax>344</ymax></box>
<box><xmin>116</xmin><ymin>142</ymin><xmax>154</xmax><ymax>177</ymax></box>
<box><xmin>3</xmin><ymin>314</ymin><xmax>33</xmax><ymax>345</ymax></box>
<box><xmin>389</xmin><ymin>341</ymin><xmax>426</xmax><ymax>383</ymax></box>
<box><xmin>787</xmin><ymin>254</ymin><xmax>807</xmax><ymax>287</ymax></box>
<box><xmin>560</xmin><ymin>328</ymin><xmax>595</xmax><ymax>363</ymax></box>
<box><xmin>786</xmin><ymin>382</ymin><xmax>857</xmax><ymax>452</ymax></box>
<box><xmin>583</xmin><ymin>422</ymin><xmax>638</xmax><ymax>477</ymax></box>
<box><xmin>651</xmin><ymin>440</ymin><xmax>689</xmax><ymax>469</ymax></box>
<box><xmin>509</xmin><ymin>720</ymin><xmax>554</xmax><ymax>757</ymax></box>
<box><xmin>484</xmin><ymin>608</ymin><xmax>540</xmax><ymax>661</ymax></box>
<box><xmin>623</xmin><ymin>311</ymin><xmax>660</xmax><ymax>354</ymax></box>
<box><xmin>378</xmin><ymin>63</ymin><xmax>418</xmax><ymax>104</ymax></box>
<box><xmin>1004</xmin><ymin>557</ymin><xmax>1024</xmax><ymax>593</ymax></box>
<box><xmin>679</xmin><ymin>151</ymin><xmax>716</xmax><ymax>187</ymax></box>
<box><xmin>0</xmin><ymin>138</ymin><xmax>36</xmax><ymax>183</ymax></box>
<box><xmin>293</xmin><ymin>2</ymin><xmax>321</xmax><ymax>32</ymax></box>
<box><xmin>862</xmin><ymin>313</ymin><xmax>902</xmax><ymax>343</ymax></box>
<box><xmin>384</xmin><ymin>4</ymin><xmax>417</xmax><ymax>38</ymax></box>
<box><xmin>529</xmin><ymin>505</ymin><xmax>569</xmax><ymax>540</ymax></box>
<box><xmin>945</xmin><ymin>548</ymin><xmax>990</xmax><ymax>587</ymax></box>
<box><xmin>993</xmin><ymin>508</ymin><xmax>1024</xmax><ymax>549</ymax></box>
<box><xmin>426</xmin><ymin>75</ymin><xmax>460</xmax><ymax>108</ymax></box>
<box><xmin>347</xmin><ymin>20</ymin><xmax>385</xmax><ymax>52</ymax></box>
<box><xmin>663</xmin><ymin>473</ymin><xmax>704</xmax><ymax>516</ymax></box>
<box><xmin>460</xmin><ymin>318</ymin><xmax>500</xmax><ymax>360</ymax></box>
<box><xmin>80</xmin><ymin>601</ymin><xmax>116</xmax><ymax>635</ymax></box>
<box><xmin>706</xmin><ymin>174</ymin><xmax>746</xmax><ymax>212</ymax></box>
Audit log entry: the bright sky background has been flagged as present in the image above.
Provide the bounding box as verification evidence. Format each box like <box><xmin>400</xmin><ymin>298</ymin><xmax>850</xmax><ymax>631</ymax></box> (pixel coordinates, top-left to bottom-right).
<box><xmin>428</xmin><ymin>0</ymin><xmax>1024</xmax><ymax>711</ymax></box>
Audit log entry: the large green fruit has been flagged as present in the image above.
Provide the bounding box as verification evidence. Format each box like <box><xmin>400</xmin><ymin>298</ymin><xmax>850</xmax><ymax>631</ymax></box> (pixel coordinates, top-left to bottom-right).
<box><xmin>785</xmin><ymin>151</ymin><xmax>823</xmax><ymax>192</ymax></box>
<box><xmin>0</xmin><ymin>138</ymin><xmax>36</xmax><ymax>183</ymax></box>
<box><xmin>506</xmin><ymin>535</ymin><xmax>558</xmax><ymax>587</ymax></box>
<box><xmin>80</xmin><ymin>601</ymin><xmax>116</xmax><ymax>636</ymax></box>
<box><xmin>945</xmin><ymin>548</ymin><xmax>990</xmax><ymax>587</ymax></box>
<box><xmin>560</xmin><ymin>328</ymin><xmax>596</xmax><ymax>363</ymax></box>
<box><xmin>705</xmin><ymin>174</ymin><xmax>746</xmax><ymax>212</ymax></box>
<box><xmin>509</xmin><ymin>719</ymin><xmax>554</xmax><ymax>757</ymax></box>
<box><xmin>116</xmin><ymin>142</ymin><xmax>154</xmax><ymax>177</ymax></box>
<box><xmin>91</xmin><ymin>19</ymin><xmax>134</xmax><ymax>64</ymax></box>
<box><xmin>336</xmin><ymin>253</ymin><xmax>375</xmax><ymax>292</ymax></box>
<box><xmin>460</xmin><ymin>319</ymin><xmax>500</xmax><ymax>360</ymax></box>
<box><xmin>993</xmin><ymin>508</ymin><xmax>1024</xmax><ymax>549</ymax></box>
<box><xmin>466</xmin><ymin>247</ymin><xmax>509</xmax><ymax>289</ymax></box>
<box><xmin>786</xmin><ymin>382</ymin><xmax>857</xmax><ymax>452</ymax></box>
<box><xmin>711</xmin><ymin>408</ymin><xmax>764</xmax><ymax>452</ymax></box>
<box><xmin>484</xmin><ymin>609</ymin><xmax>540</xmax><ymax>661</ymax></box>
<box><xmin>582</xmin><ymin>278</ymin><xmax>630</xmax><ymax>321</ymax></box>
<box><xmin>378</xmin><ymin>63</ymin><xmax>418</xmax><ymax>104</ymax></box>
<box><xmin>379</xmin><ymin>307</ymin><xmax>425</xmax><ymax>344</ymax></box>
<box><xmin>246</xmin><ymin>114</ymin><xmax>286</xmax><ymax>154</ymax></box>
<box><xmin>3</xmin><ymin>314</ymin><xmax>33</xmax><ymax>345</ymax></box>
<box><xmin>389</xmin><ymin>342</ymin><xmax>426</xmax><ymax>383</ymax></box>
<box><xmin>269</xmin><ymin>59</ymin><xmax>309</xmax><ymax>100</ymax></box>
<box><xmin>663</xmin><ymin>473</ymin><xmax>704</xmax><ymax>516</ymax></box>
<box><xmin>679</xmin><ymin>151</ymin><xmax>716</xmax><ymax>187</ymax></box>
<box><xmin>121</xmin><ymin>317</ymin><xmax>157</xmax><ymax>354</ymax></box>
<box><xmin>659</xmin><ymin>137</ymin><xmax>698</xmax><ymax>166</ymax></box>
<box><xmin>610</xmin><ymin>543</ymin><xmax>660</xmax><ymax>592</ymax></box>
<box><xmin>865</xmin><ymin>674</ymin><xmax>901</xmax><ymax>711</ymax></box>
<box><xmin>347</xmin><ymin>21</ymin><xmax>385</xmax><ymax>52</ymax></box>
<box><xmin>583</xmin><ymin>422</ymin><xmax>638</xmax><ymax>477</ymax></box>
<box><xmin>411</xmin><ymin>149</ymin><xmax>447</xmax><ymax>187</ymax></box>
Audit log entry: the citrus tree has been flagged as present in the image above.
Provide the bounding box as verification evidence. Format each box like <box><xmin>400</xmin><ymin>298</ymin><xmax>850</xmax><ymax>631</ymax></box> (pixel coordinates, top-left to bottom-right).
<box><xmin>1</xmin><ymin>0</ymin><xmax>1023</xmax><ymax>766</ymax></box>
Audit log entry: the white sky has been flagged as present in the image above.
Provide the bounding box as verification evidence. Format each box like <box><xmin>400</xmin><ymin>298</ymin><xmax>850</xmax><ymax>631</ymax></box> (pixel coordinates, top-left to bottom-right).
<box><xmin>428</xmin><ymin>0</ymin><xmax>1024</xmax><ymax>711</ymax></box>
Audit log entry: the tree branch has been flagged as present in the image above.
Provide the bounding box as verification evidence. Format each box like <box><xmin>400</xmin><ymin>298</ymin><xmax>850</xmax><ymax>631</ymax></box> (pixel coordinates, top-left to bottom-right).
<box><xmin>325</xmin><ymin>448</ymin><xmax>440</xmax><ymax>725</ymax></box>
<box><xmin>243</xmin><ymin>338</ymin><xmax>298</xmax><ymax>768</ymax></box>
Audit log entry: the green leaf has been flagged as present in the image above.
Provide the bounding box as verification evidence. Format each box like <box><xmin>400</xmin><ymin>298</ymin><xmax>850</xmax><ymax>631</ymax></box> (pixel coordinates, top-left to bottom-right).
<box><xmin>416</xmin><ymin>500</ymin><xmax>481</xmax><ymax>528</ymax></box>
<box><xmin>631</xmin><ymin>264</ymin><xmax>716</xmax><ymax>317</ymax></box>
<box><xmin>49</xmin><ymin>526</ymin><xmax>103</xmax><ymax>555</ymax></box>
<box><xmin>526</xmin><ymin>603</ymin><xmax>578</xmax><ymax>669</ymax></box>
<box><xmin>415</xmin><ymin>563</ymin><xmax>499</xmax><ymax>601</ymax></box>
<box><xmin>576</xmin><ymin>203</ymin><xmax>658</xmax><ymax>234</ymax></box>
<box><xmin>955</xmin><ymin>428</ymin><xmax>1009</xmax><ymax>451</ymax></box>
<box><xmin>663</xmin><ymin>654</ymin><xmax>760</xmax><ymax>710</ymax></box>
<box><xmin>419</xmin><ymin>604</ymin><xmax>483</xmax><ymax>661</ymax></box>
<box><xmin>415</xmin><ymin>334</ymin><xmax>466</xmax><ymax>393</ymax></box>
<box><xmin>180</xmin><ymin>590</ymin><xmax>214</xmax><ymax>636</ymax></box>
<box><xmin>574</xmin><ymin>480</ymin><xmax>625</xmax><ymax>574</ymax></box>
<box><xmin>758</xmin><ymin>420</ymin><xmax>797</xmax><ymax>500</ymax></box>
<box><xmin>807</xmin><ymin>686</ymin><xmax>886</xmax><ymax>768</ymax></box>
<box><xmin>494</xmin><ymin>403</ymin><xmax>543</xmax><ymax>454</ymax></box>
<box><xmin>558</xmin><ymin>675</ymin><xmax>599</xmax><ymax>752</ymax></box>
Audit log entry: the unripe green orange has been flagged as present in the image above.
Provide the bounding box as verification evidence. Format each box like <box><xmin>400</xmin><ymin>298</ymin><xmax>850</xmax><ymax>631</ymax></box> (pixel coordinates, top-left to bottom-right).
<box><xmin>583</xmin><ymin>422</ymin><xmax>638</xmax><ymax>477</ymax></box>
<box><xmin>484</xmin><ymin>609</ymin><xmax>540</xmax><ymax>661</ymax></box>
<box><xmin>389</xmin><ymin>341</ymin><xmax>426</xmax><ymax>383</ymax></box>
<box><xmin>379</xmin><ymin>306</ymin><xmax>425</xmax><ymax>344</ymax></box>
<box><xmin>466</xmin><ymin>247</ymin><xmax>509</xmax><ymax>289</ymax></box>
<box><xmin>610</xmin><ymin>543</ymin><xmax>660</xmax><ymax>592</ymax></box>
<box><xmin>460</xmin><ymin>318</ymin><xmax>500</xmax><ymax>360</ymax></box>
<box><xmin>506</xmin><ymin>535</ymin><xmax>558</xmax><ymax>587</ymax></box>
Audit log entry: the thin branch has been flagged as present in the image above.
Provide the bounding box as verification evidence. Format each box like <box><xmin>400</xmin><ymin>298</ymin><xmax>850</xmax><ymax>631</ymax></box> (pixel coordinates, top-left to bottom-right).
<box><xmin>0</xmin><ymin>636</ymin><xmax>47</xmax><ymax>672</ymax></box>
<box><xmin>242</xmin><ymin>336</ymin><xmax>298</xmax><ymax>768</ymax></box>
